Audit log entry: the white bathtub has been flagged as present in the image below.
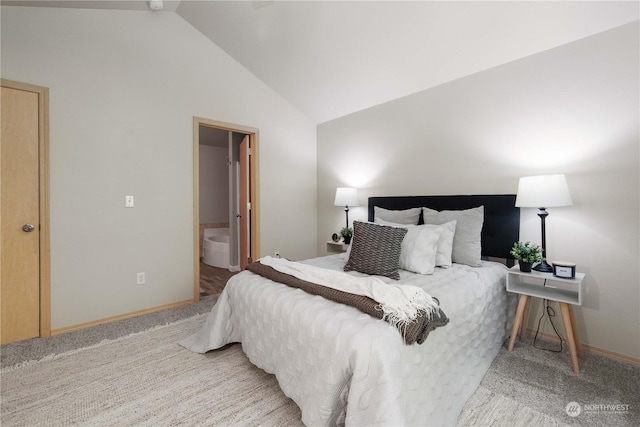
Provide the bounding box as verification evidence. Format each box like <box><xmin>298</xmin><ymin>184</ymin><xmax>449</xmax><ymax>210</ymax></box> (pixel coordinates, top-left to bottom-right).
<box><xmin>203</xmin><ymin>228</ymin><xmax>230</xmax><ymax>269</ymax></box>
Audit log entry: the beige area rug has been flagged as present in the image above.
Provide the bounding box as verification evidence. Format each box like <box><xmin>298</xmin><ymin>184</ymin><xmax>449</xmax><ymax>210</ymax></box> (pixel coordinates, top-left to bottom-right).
<box><xmin>458</xmin><ymin>386</ymin><xmax>570</xmax><ymax>427</ymax></box>
<box><xmin>4</xmin><ymin>313</ymin><xmax>631</xmax><ymax>427</ymax></box>
<box><xmin>1</xmin><ymin>315</ymin><xmax>302</xmax><ymax>427</ymax></box>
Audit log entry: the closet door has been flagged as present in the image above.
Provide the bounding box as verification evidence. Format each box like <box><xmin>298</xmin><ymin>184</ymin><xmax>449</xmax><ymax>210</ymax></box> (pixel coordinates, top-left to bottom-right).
<box><xmin>1</xmin><ymin>84</ymin><xmax>41</xmax><ymax>344</ymax></box>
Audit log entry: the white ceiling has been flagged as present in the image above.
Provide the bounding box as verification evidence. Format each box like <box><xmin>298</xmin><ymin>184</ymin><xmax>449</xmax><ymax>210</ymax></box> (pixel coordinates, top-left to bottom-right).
<box><xmin>4</xmin><ymin>1</ymin><xmax>639</xmax><ymax>123</ymax></box>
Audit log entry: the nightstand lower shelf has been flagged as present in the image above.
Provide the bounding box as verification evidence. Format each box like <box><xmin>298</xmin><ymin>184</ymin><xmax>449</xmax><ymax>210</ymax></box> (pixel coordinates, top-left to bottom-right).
<box><xmin>508</xmin><ymin>294</ymin><xmax>584</xmax><ymax>374</ymax></box>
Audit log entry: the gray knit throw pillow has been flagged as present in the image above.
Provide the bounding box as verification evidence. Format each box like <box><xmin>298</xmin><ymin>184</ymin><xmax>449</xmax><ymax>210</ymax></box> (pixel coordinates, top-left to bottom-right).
<box><xmin>344</xmin><ymin>221</ymin><xmax>408</xmax><ymax>280</ymax></box>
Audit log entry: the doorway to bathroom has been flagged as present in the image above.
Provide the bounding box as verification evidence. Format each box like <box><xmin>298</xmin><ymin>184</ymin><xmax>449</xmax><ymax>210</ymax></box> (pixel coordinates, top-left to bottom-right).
<box><xmin>193</xmin><ymin>117</ymin><xmax>259</xmax><ymax>301</ymax></box>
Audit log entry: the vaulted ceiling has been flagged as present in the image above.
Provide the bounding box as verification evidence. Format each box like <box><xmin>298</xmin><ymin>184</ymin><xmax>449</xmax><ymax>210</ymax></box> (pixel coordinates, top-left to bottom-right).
<box><xmin>4</xmin><ymin>1</ymin><xmax>638</xmax><ymax>123</ymax></box>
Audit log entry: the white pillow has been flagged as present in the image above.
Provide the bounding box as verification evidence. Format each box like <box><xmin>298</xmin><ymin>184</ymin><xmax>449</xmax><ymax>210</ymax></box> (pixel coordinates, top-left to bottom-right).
<box><xmin>377</xmin><ymin>219</ymin><xmax>456</xmax><ymax>269</ymax></box>
<box><xmin>422</xmin><ymin>206</ymin><xmax>484</xmax><ymax>267</ymax></box>
<box><xmin>398</xmin><ymin>226</ymin><xmax>439</xmax><ymax>274</ymax></box>
<box><xmin>422</xmin><ymin>221</ymin><xmax>456</xmax><ymax>268</ymax></box>
<box><xmin>374</xmin><ymin>206</ymin><xmax>421</xmax><ymax>225</ymax></box>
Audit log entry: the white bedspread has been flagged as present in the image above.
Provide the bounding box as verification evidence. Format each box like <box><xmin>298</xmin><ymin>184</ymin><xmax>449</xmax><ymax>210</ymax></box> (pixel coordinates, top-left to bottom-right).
<box><xmin>180</xmin><ymin>254</ymin><xmax>515</xmax><ymax>426</ymax></box>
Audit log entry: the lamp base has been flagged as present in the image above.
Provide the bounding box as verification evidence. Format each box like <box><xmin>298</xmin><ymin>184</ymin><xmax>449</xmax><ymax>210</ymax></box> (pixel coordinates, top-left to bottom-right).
<box><xmin>534</xmin><ymin>260</ymin><xmax>553</xmax><ymax>273</ymax></box>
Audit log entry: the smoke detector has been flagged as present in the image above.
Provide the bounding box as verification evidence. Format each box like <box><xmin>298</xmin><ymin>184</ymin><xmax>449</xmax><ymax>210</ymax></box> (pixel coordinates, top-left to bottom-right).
<box><xmin>148</xmin><ymin>0</ymin><xmax>163</xmax><ymax>11</ymax></box>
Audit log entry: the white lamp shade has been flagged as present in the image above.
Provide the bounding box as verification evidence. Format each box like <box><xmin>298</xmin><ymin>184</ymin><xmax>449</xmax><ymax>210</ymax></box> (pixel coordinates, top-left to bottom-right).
<box><xmin>515</xmin><ymin>174</ymin><xmax>573</xmax><ymax>208</ymax></box>
<box><xmin>334</xmin><ymin>187</ymin><xmax>359</xmax><ymax>207</ymax></box>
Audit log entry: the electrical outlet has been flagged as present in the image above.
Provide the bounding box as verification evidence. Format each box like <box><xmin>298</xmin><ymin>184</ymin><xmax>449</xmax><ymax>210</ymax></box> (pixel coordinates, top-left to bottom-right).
<box><xmin>136</xmin><ymin>272</ymin><xmax>145</xmax><ymax>285</ymax></box>
<box><xmin>274</xmin><ymin>251</ymin><xmax>280</xmax><ymax>258</ymax></box>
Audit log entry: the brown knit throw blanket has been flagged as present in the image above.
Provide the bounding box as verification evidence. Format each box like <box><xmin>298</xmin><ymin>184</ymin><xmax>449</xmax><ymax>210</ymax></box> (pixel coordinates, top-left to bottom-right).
<box><xmin>246</xmin><ymin>262</ymin><xmax>449</xmax><ymax>344</ymax></box>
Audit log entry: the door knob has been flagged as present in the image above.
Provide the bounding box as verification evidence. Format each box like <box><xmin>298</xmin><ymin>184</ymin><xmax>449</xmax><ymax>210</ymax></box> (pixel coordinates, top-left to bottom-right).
<box><xmin>22</xmin><ymin>224</ymin><xmax>35</xmax><ymax>232</ymax></box>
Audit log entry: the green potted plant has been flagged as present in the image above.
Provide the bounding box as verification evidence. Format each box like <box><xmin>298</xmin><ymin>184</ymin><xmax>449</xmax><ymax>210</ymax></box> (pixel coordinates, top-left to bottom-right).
<box><xmin>340</xmin><ymin>227</ymin><xmax>353</xmax><ymax>244</ymax></box>
<box><xmin>510</xmin><ymin>241</ymin><xmax>544</xmax><ymax>272</ymax></box>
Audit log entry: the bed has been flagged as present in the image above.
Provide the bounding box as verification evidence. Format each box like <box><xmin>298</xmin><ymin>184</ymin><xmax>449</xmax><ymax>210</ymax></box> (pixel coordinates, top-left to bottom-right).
<box><xmin>180</xmin><ymin>195</ymin><xmax>520</xmax><ymax>426</ymax></box>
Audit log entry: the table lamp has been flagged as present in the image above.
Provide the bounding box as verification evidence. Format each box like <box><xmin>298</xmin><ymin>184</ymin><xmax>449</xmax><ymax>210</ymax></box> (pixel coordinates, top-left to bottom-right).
<box><xmin>334</xmin><ymin>187</ymin><xmax>359</xmax><ymax>229</ymax></box>
<box><xmin>515</xmin><ymin>174</ymin><xmax>572</xmax><ymax>272</ymax></box>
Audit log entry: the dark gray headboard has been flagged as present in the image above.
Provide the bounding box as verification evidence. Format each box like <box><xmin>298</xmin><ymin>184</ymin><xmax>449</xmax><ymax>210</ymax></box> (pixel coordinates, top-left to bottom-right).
<box><xmin>368</xmin><ymin>195</ymin><xmax>520</xmax><ymax>260</ymax></box>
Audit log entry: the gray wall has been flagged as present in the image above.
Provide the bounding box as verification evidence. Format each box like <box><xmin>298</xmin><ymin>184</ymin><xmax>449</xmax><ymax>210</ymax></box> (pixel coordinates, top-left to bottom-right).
<box><xmin>317</xmin><ymin>23</ymin><xmax>639</xmax><ymax>360</ymax></box>
<box><xmin>1</xmin><ymin>6</ymin><xmax>317</xmax><ymax>329</ymax></box>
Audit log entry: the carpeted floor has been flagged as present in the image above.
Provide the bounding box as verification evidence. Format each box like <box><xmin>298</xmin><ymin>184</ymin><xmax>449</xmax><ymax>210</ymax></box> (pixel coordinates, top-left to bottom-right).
<box><xmin>461</xmin><ymin>337</ymin><xmax>640</xmax><ymax>426</ymax></box>
<box><xmin>0</xmin><ymin>294</ymin><xmax>220</xmax><ymax>368</ymax></box>
<box><xmin>1</xmin><ymin>314</ymin><xmax>302</xmax><ymax>427</ymax></box>
<box><xmin>2</xmin><ymin>289</ymin><xmax>638</xmax><ymax>426</ymax></box>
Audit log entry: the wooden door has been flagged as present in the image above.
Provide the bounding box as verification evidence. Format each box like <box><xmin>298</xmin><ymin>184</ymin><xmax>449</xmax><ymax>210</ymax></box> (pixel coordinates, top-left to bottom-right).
<box><xmin>1</xmin><ymin>85</ymin><xmax>41</xmax><ymax>344</ymax></box>
<box><xmin>239</xmin><ymin>135</ymin><xmax>250</xmax><ymax>270</ymax></box>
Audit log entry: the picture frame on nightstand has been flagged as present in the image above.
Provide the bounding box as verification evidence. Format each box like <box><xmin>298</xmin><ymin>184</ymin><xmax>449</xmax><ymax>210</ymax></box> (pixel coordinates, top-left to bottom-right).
<box><xmin>552</xmin><ymin>261</ymin><xmax>576</xmax><ymax>279</ymax></box>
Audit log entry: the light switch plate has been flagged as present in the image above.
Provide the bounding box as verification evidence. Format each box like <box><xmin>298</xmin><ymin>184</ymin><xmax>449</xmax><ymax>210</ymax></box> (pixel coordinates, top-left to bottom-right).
<box><xmin>125</xmin><ymin>195</ymin><xmax>134</xmax><ymax>208</ymax></box>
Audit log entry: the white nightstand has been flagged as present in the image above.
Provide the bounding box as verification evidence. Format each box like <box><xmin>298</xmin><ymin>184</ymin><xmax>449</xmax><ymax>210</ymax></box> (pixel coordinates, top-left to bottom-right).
<box><xmin>326</xmin><ymin>240</ymin><xmax>349</xmax><ymax>253</ymax></box>
<box><xmin>506</xmin><ymin>265</ymin><xmax>585</xmax><ymax>374</ymax></box>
